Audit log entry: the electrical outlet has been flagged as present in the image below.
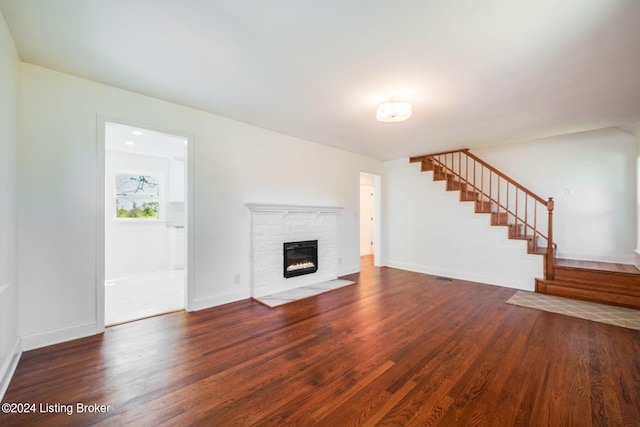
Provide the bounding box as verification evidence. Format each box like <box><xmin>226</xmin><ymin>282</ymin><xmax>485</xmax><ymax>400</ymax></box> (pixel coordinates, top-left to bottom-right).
<box><xmin>234</xmin><ymin>274</ymin><xmax>241</xmax><ymax>284</ymax></box>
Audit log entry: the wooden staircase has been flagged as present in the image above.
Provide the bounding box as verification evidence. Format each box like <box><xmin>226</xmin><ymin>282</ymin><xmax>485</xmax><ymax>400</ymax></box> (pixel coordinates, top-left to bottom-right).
<box><xmin>410</xmin><ymin>149</ymin><xmax>640</xmax><ymax>310</ymax></box>
<box><xmin>410</xmin><ymin>149</ymin><xmax>555</xmax><ymax>262</ymax></box>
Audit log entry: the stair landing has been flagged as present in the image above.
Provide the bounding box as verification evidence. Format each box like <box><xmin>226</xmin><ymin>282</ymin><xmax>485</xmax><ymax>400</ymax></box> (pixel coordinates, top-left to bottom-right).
<box><xmin>554</xmin><ymin>258</ymin><xmax>640</xmax><ymax>274</ymax></box>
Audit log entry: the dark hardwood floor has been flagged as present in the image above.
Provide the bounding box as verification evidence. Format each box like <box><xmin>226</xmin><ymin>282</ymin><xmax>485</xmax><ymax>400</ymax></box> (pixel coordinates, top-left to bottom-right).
<box><xmin>2</xmin><ymin>257</ymin><xmax>640</xmax><ymax>426</ymax></box>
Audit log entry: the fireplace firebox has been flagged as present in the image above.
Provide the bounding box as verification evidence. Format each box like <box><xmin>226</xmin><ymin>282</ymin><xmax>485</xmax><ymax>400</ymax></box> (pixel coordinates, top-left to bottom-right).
<box><xmin>283</xmin><ymin>240</ymin><xmax>318</xmax><ymax>278</ymax></box>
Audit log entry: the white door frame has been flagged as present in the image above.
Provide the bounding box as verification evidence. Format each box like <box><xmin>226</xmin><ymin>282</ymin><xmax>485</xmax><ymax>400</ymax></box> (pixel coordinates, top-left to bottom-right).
<box><xmin>96</xmin><ymin>114</ymin><xmax>195</xmax><ymax>332</ymax></box>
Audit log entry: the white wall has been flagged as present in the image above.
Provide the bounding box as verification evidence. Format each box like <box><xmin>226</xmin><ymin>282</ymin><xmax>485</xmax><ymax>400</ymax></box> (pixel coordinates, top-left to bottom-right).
<box><xmin>473</xmin><ymin>128</ymin><xmax>636</xmax><ymax>263</ymax></box>
<box><xmin>105</xmin><ymin>151</ymin><xmax>172</xmax><ymax>277</ymax></box>
<box><xmin>383</xmin><ymin>159</ymin><xmax>543</xmax><ymax>290</ymax></box>
<box><xmin>0</xmin><ymin>10</ymin><xmax>20</xmax><ymax>398</ymax></box>
<box><xmin>18</xmin><ymin>63</ymin><xmax>382</xmax><ymax>349</ymax></box>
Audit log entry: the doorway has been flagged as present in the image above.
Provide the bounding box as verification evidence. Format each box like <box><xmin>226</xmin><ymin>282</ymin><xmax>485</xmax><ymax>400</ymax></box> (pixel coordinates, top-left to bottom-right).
<box><xmin>360</xmin><ymin>173</ymin><xmax>376</xmax><ymax>258</ymax></box>
<box><xmin>103</xmin><ymin>121</ymin><xmax>188</xmax><ymax>325</ymax></box>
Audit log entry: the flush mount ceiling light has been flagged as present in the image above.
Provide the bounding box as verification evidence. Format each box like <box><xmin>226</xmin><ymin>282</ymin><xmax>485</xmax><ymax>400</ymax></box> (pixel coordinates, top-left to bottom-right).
<box><xmin>376</xmin><ymin>97</ymin><xmax>412</xmax><ymax>123</ymax></box>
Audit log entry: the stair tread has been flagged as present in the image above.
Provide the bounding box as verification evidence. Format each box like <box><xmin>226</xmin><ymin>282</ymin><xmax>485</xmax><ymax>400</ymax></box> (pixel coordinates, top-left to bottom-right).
<box><xmin>530</xmin><ymin>247</ymin><xmax>551</xmax><ymax>255</ymax></box>
<box><xmin>512</xmin><ymin>233</ymin><xmax>536</xmax><ymax>240</ymax></box>
<box><xmin>555</xmin><ymin>258</ymin><xmax>640</xmax><ymax>275</ymax></box>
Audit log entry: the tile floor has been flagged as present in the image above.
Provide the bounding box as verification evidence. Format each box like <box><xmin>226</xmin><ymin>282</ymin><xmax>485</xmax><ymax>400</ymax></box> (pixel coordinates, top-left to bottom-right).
<box><xmin>253</xmin><ymin>279</ymin><xmax>356</xmax><ymax>308</ymax></box>
<box><xmin>105</xmin><ymin>268</ymin><xmax>185</xmax><ymax>326</ymax></box>
<box><xmin>507</xmin><ymin>290</ymin><xmax>640</xmax><ymax>330</ymax></box>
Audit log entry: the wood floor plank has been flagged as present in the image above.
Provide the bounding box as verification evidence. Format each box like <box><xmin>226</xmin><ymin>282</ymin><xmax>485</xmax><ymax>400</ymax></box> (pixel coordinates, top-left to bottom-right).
<box><xmin>2</xmin><ymin>256</ymin><xmax>640</xmax><ymax>426</ymax></box>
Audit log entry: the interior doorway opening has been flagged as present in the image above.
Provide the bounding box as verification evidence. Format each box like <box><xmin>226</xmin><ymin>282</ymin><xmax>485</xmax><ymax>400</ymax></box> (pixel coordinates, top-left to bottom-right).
<box><xmin>360</xmin><ymin>172</ymin><xmax>382</xmax><ymax>269</ymax></box>
<box><xmin>360</xmin><ymin>173</ymin><xmax>376</xmax><ymax>257</ymax></box>
<box><xmin>104</xmin><ymin>121</ymin><xmax>188</xmax><ymax>326</ymax></box>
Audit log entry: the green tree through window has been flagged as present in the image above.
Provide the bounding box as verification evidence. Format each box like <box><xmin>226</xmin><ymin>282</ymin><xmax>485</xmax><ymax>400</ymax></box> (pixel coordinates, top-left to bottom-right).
<box><xmin>115</xmin><ymin>173</ymin><xmax>160</xmax><ymax>219</ymax></box>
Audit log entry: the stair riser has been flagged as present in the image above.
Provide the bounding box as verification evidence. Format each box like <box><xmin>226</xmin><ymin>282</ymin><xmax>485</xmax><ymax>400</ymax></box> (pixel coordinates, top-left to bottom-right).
<box><xmin>447</xmin><ymin>182</ymin><xmax>467</xmax><ymax>192</ymax></box>
<box><xmin>460</xmin><ymin>192</ymin><xmax>477</xmax><ymax>201</ymax></box>
<box><xmin>421</xmin><ymin>160</ymin><xmax>434</xmax><ymax>172</ymax></box>
<box><xmin>491</xmin><ymin>213</ymin><xmax>508</xmax><ymax>225</ymax></box>
<box><xmin>539</xmin><ymin>277</ymin><xmax>640</xmax><ymax>296</ymax></box>
<box><xmin>433</xmin><ymin>171</ymin><xmax>448</xmax><ymax>181</ymax></box>
<box><xmin>475</xmin><ymin>201</ymin><xmax>491</xmax><ymax>213</ymax></box>
<box><xmin>554</xmin><ymin>267</ymin><xmax>640</xmax><ymax>289</ymax></box>
<box><xmin>536</xmin><ymin>278</ymin><xmax>640</xmax><ymax>310</ymax></box>
<box><xmin>508</xmin><ymin>224</ymin><xmax>522</xmax><ymax>238</ymax></box>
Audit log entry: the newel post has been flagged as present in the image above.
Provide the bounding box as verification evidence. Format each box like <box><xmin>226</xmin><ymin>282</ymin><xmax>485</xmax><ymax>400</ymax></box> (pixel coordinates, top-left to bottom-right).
<box><xmin>546</xmin><ymin>197</ymin><xmax>555</xmax><ymax>280</ymax></box>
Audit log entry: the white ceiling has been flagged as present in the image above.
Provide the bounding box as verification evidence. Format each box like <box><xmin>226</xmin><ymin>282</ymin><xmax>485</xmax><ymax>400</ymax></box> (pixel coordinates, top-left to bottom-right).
<box><xmin>105</xmin><ymin>122</ymin><xmax>187</xmax><ymax>159</ymax></box>
<box><xmin>2</xmin><ymin>0</ymin><xmax>640</xmax><ymax>160</ymax></box>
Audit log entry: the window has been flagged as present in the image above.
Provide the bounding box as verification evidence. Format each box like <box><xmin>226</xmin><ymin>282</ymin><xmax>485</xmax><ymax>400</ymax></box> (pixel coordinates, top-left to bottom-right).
<box><xmin>115</xmin><ymin>173</ymin><xmax>160</xmax><ymax>219</ymax></box>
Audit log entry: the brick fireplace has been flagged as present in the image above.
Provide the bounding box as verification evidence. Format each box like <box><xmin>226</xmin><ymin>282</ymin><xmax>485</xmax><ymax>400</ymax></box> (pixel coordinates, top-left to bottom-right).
<box><xmin>246</xmin><ymin>204</ymin><xmax>343</xmax><ymax>298</ymax></box>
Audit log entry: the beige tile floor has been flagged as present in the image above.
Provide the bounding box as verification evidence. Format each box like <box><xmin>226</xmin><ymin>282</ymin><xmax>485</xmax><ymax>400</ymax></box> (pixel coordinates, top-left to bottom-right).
<box><xmin>507</xmin><ymin>290</ymin><xmax>640</xmax><ymax>330</ymax></box>
<box><xmin>105</xmin><ymin>268</ymin><xmax>185</xmax><ymax>326</ymax></box>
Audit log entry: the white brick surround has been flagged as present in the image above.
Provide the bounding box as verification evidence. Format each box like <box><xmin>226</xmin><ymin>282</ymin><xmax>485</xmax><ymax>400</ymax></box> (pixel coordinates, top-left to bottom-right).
<box><xmin>246</xmin><ymin>204</ymin><xmax>343</xmax><ymax>298</ymax></box>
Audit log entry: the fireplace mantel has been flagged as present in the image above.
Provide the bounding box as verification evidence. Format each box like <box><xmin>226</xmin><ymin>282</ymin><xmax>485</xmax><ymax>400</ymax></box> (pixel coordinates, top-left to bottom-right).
<box><xmin>245</xmin><ymin>203</ymin><xmax>343</xmax><ymax>214</ymax></box>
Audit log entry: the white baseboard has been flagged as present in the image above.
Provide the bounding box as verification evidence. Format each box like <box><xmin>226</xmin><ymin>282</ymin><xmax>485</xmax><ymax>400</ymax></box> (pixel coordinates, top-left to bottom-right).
<box><xmin>0</xmin><ymin>338</ymin><xmax>22</xmax><ymax>402</ymax></box>
<box><xmin>189</xmin><ymin>289</ymin><xmax>251</xmax><ymax>311</ymax></box>
<box><xmin>20</xmin><ymin>322</ymin><xmax>98</xmax><ymax>352</ymax></box>
<box><xmin>385</xmin><ymin>260</ymin><xmax>536</xmax><ymax>291</ymax></box>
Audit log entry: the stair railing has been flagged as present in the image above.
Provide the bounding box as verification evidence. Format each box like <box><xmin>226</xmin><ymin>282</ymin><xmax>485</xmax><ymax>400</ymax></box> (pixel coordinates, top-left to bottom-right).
<box><xmin>410</xmin><ymin>149</ymin><xmax>555</xmax><ymax>279</ymax></box>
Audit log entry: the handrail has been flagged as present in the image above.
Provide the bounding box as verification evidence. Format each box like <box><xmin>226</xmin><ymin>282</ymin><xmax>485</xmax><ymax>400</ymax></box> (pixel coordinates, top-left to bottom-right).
<box><xmin>462</xmin><ymin>150</ymin><xmax>547</xmax><ymax>205</ymax></box>
<box><xmin>413</xmin><ymin>149</ymin><xmax>556</xmax><ymax>279</ymax></box>
<box><xmin>429</xmin><ymin>154</ymin><xmax>553</xmax><ymax>237</ymax></box>
<box><xmin>409</xmin><ymin>148</ymin><xmax>470</xmax><ymax>162</ymax></box>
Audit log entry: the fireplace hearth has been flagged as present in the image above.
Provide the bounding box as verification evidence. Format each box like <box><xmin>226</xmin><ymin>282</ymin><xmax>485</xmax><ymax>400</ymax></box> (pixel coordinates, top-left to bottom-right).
<box><xmin>283</xmin><ymin>240</ymin><xmax>318</xmax><ymax>278</ymax></box>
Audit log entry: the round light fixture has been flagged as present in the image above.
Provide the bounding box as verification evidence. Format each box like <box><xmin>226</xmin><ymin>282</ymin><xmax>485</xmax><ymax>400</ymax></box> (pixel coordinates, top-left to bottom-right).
<box><xmin>376</xmin><ymin>98</ymin><xmax>412</xmax><ymax>122</ymax></box>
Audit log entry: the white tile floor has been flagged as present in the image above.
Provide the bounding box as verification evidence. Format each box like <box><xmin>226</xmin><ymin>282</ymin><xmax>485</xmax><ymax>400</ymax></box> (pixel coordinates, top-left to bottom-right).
<box><xmin>105</xmin><ymin>268</ymin><xmax>185</xmax><ymax>326</ymax></box>
<box><xmin>253</xmin><ymin>279</ymin><xmax>356</xmax><ymax>308</ymax></box>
